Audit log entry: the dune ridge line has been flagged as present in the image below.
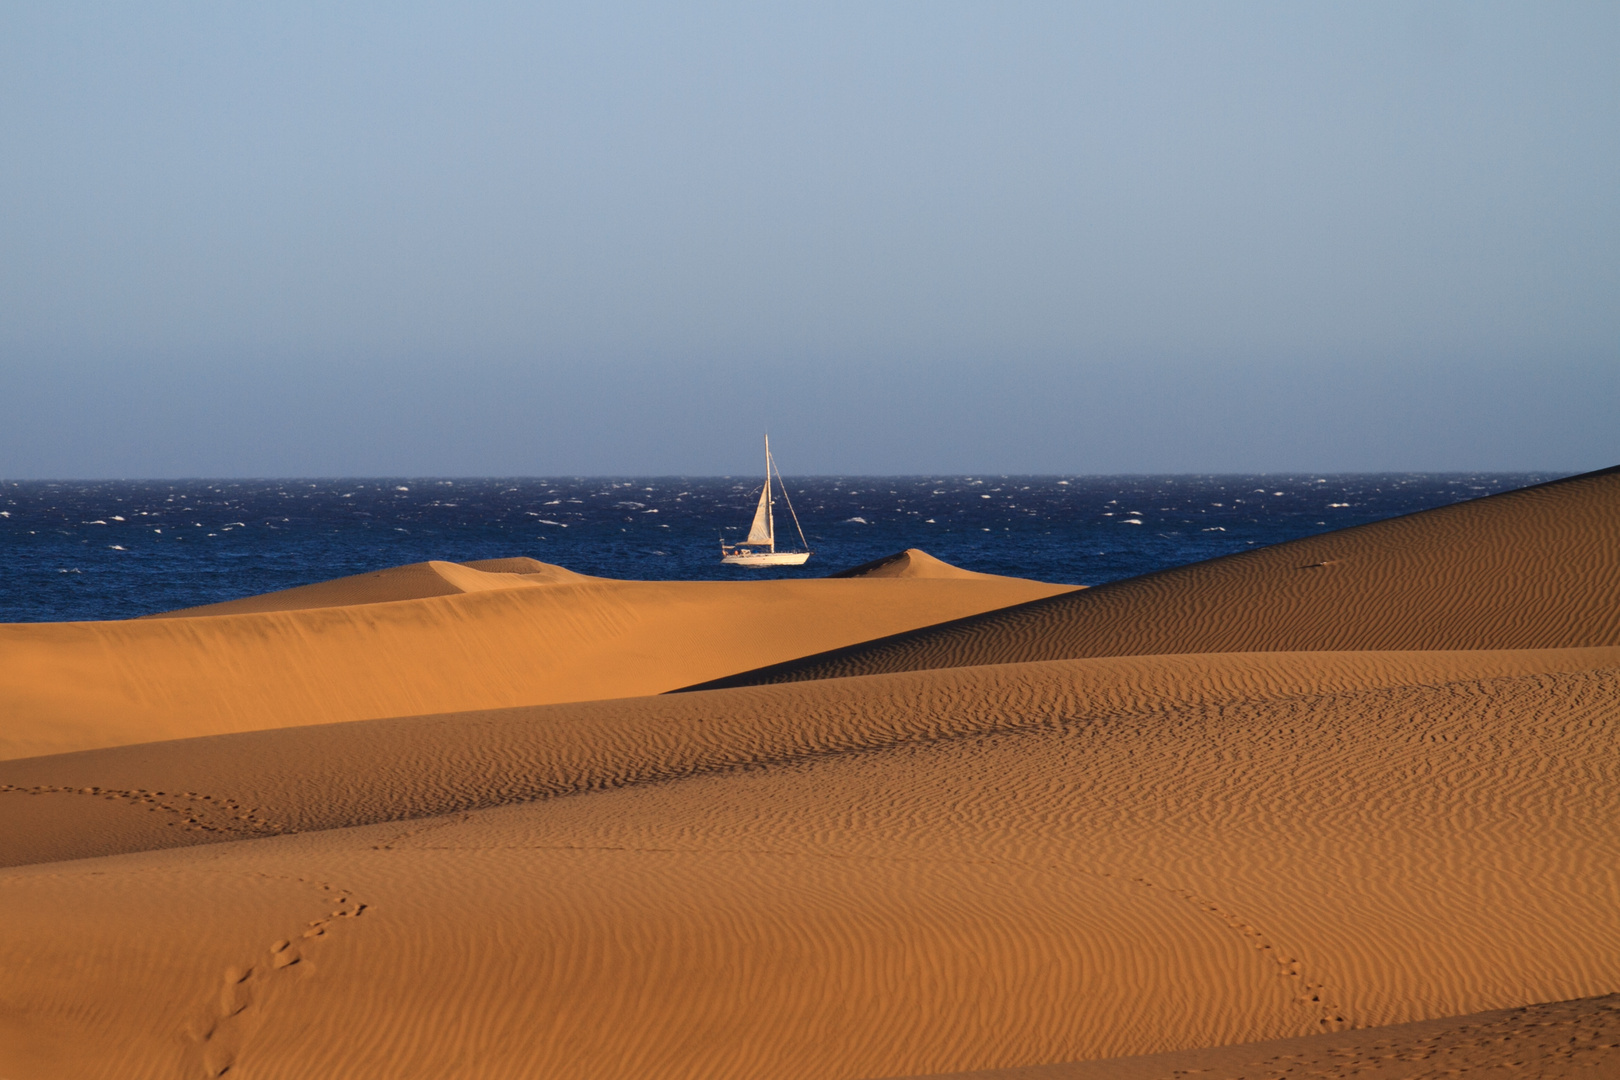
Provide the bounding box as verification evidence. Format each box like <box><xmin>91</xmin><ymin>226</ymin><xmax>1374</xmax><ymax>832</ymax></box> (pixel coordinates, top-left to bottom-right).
<box><xmin>682</xmin><ymin>465</ymin><xmax>1620</xmax><ymax>691</ymax></box>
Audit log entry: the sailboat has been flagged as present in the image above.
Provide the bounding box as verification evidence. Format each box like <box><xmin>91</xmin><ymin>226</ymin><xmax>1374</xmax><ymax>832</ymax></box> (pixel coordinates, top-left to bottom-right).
<box><xmin>721</xmin><ymin>436</ymin><xmax>813</xmax><ymax>567</ymax></box>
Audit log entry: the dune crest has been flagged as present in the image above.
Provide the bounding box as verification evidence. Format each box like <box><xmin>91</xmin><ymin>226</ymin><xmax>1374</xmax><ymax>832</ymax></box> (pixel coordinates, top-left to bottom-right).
<box><xmin>829</xmin><ymin>548</ymin><xmax>1040</xmax><ymax>581</ymax></box>
<box><xmin>0</xmin><ymin>563</ymin><xmax>1072</xmax><ymax>760</ymax></box>
<box><xmin>461</xmin><ymin>556</ymin><xmax>590</xmax><ymax>581</ymax></box>
<box><xmin>4</xmin><ymin>647</ymin><xmax>1618</xmax><ymax>867</ymax></box>
<box><xmin>146</xmin><ymin>558</ymin><xmax>595</xmax><ymax>618</ymax></box>
<box><xmin>687</xmin><ymin>466</ymin><xmax>1620</xmax><ymax>690</ymax></box>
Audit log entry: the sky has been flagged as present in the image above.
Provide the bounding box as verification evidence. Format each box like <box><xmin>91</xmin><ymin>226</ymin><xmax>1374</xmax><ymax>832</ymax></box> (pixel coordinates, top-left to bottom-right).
<box><xmin>1</xmin><ymin>2</ymin><xmax>1616</xmax><ymax>477</ymax></box>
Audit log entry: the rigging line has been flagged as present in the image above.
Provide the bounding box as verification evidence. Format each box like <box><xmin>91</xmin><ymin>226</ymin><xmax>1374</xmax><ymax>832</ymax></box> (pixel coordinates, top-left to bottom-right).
<box><xmin>772</xmin><ymin>452</ymin><xmax>811</xmax><ymax>552</ymax></box>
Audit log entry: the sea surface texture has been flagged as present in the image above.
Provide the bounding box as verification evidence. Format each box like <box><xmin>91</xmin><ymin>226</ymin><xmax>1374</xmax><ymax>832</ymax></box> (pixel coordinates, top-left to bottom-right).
<box><xmin>0</xmin><ymin>474</ymin><xmax>1557</xmax><ymax>622</ymax></box>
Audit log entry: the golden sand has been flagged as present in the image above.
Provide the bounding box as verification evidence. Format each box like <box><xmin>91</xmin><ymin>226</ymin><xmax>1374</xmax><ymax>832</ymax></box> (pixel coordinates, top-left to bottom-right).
<box><xmin>1</xmin><ymin>475</ymin><xmax>1617</xmax><ymax>1079</ymax></box>
<box><xmin>687</xmin><ymin>466</ymin><xmax>1620</xmax><ymax>690</ymax></box>
<box><xmin>0</xmin><ymin>555</ymin><xmax>1070</xmax><ymax>759</ymax></box>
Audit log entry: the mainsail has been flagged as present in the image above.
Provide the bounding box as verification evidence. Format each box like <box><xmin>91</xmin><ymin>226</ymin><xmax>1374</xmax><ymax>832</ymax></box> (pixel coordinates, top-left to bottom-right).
<box><xmin>744</xmin><ymin>483</ymin><xmax>773</xmax><ymax>546</ymax></box>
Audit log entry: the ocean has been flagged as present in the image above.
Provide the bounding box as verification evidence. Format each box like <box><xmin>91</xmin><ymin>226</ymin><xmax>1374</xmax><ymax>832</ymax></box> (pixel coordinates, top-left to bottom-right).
<box><xmin>0</xmin><ymin>473</ymin><xmax>1557</xmax><ymax>623</ymax></box>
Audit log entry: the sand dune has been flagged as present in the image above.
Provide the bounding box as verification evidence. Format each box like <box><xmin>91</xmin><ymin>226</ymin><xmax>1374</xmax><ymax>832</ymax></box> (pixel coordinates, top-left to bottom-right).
<box><xmin>5</xmin><ymin>647</ymin><xmax>1619</xmax><ymax>867</ymax></box>
<box><xmin>3</xmin><ymin>648</ymin><xmax>1618</xmax><ymax>1077</ymax></box>
<box><xmin>918</xmin><ymin>994</ymin><xmax>1620</xmax><ymax>1079</ymax></box>
<box><xmin>144</xmin><ymin>558</ymin><xmax>596</xmax><ymax>618</ymax></box>
<box><xmin>3</xmin><ymin>472</ymin><xmax>1618</xmax><ymax>1079</ymax></box>
<box><xmin>0</xmin><ymin>555</ymin><xmax>1071</xmax><ymax>759</ymax></box>
<box><xmin>829</xmin><ymin>547</ymin><xmax>1021</xmax><ymax>579</ymax></box>
<box><xmin>687</xmin><ymin>465</ymin><xmax>1620</xmax><ymax>690</ymax></box>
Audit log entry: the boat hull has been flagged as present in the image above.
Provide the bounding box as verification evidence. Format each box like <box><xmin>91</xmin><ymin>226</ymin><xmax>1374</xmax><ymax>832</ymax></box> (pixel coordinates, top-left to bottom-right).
<box><xmin>720</xmin><ymin>551</ymin><xmax>812</xmax><ymax>567</ymax></box>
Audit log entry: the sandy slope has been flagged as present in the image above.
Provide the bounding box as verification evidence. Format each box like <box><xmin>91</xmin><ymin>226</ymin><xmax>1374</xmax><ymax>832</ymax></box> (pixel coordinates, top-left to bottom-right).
<box><xmin>144</xmin><ymin>557</ymin><xmax>596</xmax><ymax>617</ymax></box>
<box><xmin>3</xmin><ymin>475</ymin><xmax>1619</xmax><ymax>1079</ymax></box>
<box><xmin>3</xmin><ymin>649</ymin><xmax>1619</xmax><ymax>1078</ymax></box>
<box><xmin>687</xmin><ymin>466</ymin><xmax>1620</xmax><ymax>690</ymax></box>
<box><xmin>829</xmin><ymin>547</ymin><xmax>1021</xmax><ymax>579</ymax></box>
<box><xmin>918</xmin><ymin>994</ymin><xmax>1620</xmax><ymax>1079</ymax></box>
<box><xmin>0</xmin><ymin>556</ymin><xmax>1071</xmax><ymax>759</ymax></box>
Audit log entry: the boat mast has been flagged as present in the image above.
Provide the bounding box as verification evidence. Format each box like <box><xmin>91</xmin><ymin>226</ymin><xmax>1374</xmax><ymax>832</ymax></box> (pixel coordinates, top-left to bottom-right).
<box><xmin>764</xmin><ymin>434</ymin><xmax>776</xmax><ymax>553</ymax></box>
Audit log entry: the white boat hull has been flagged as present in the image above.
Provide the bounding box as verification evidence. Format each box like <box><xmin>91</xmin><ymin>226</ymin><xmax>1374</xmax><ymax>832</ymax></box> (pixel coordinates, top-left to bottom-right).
<box><xmin>721</xmin><ymin>550</ymin><xmax>811</xmax><ymax>567</ymax></box>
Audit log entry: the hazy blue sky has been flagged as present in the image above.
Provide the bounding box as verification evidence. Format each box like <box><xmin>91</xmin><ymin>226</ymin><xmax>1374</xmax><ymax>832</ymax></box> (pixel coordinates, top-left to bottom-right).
<box><xmin>2</xmin><ymin>2</ymin><xmax>1615</xmax><ymax>476</ymax></box>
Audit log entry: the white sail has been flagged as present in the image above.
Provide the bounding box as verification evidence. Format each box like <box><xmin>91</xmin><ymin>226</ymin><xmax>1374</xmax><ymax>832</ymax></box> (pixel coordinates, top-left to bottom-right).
<box><xmin>744</xmin><ymin>484</ymin><xmax>773</xmax><ymax>546</ymax></box>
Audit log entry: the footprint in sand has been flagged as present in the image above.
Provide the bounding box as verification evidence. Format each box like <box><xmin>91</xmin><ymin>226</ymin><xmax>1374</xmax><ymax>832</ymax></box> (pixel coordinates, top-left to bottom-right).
<box><xmin>219</xmin><ymin>965</ymin><xmax>252</xmax><ymax>1017</ymax></box>
<box><xmin>270</xmin><ymin>939</ymin><xmax>299</xmax><ymax>969</ymax></box>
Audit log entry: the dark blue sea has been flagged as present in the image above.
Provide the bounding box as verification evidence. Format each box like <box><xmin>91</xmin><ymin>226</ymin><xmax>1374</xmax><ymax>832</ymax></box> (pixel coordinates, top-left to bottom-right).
<box><xmin>0</xmin><ymin>474</ymin><xmax>1558</xmax><ymax>623</ymax></box>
